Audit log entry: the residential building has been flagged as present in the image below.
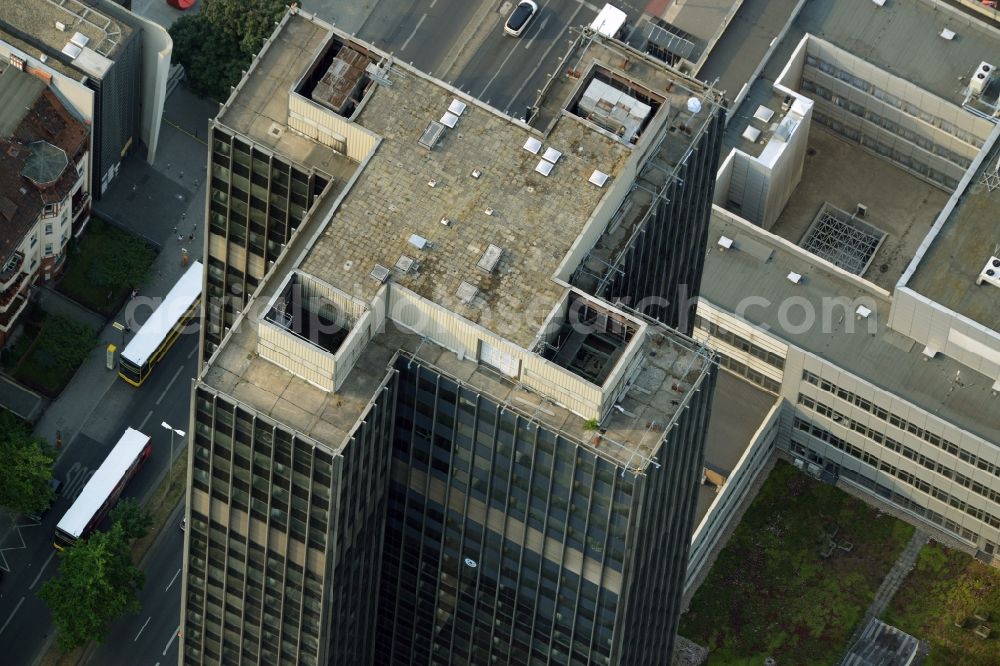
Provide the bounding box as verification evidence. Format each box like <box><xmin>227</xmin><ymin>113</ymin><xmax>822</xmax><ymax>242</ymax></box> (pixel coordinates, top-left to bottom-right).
<box><xmin>0</xmin><ymin>58</ymin><xmax>90</xmax><ymax>344</ymax></box>
<box><xmin>0</xmin><ymin>0</ymin><xmax>171</xmax><ymax>199</ymax></box>
<box><xmin>182</xmin><ymin>7</ymin><xmax>727</xmax><ymax>666</ymax></box>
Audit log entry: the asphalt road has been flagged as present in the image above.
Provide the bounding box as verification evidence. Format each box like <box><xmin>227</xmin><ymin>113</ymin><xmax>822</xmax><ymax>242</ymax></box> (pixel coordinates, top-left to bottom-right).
<box><xmin>88</xmin><ymin>503</ymin><xmax>186</xmax><ymax>666</ymax></box>
<box><xmin>349</xmin><ymin>0</ymin><xmax>608</xmax><ymax>117</ymax></box>
<box><xmin>0</xmin><ymin>329</ymin><xmax>199</xmax><ymax>665</ymax></box>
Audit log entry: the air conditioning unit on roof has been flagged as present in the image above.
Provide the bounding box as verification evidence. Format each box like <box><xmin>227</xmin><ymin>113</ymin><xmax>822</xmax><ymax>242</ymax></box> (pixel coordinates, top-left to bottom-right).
<box><xmin>976</xmin><ymin>255</ymin><xmax>1000</xmax><ymax>288</ymax></box>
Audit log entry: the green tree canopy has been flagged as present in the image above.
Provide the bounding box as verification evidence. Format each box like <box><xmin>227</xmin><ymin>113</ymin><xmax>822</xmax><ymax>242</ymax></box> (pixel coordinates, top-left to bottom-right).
<box><xmin>110</xmin><ymin>498</ymin><xmax>153</xmax><ymax>542</ymax></box>
<box><xmin>39</xmin><ymin>523</ymin><xmax>145</xmax><ymax>651</ymax></box>
<box><xmin>0</xmin><ymin>410</ymin><xmax>55</xmax><ymax>515</ymax></box>
<box><xmin>170</xmin><ymin>0</ymin><xmax>293</xmax><ymax>100</ymax></box>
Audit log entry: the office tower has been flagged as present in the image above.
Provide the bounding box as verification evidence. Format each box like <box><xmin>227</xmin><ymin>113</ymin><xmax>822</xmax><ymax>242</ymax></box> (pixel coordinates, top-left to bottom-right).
<box><xmin>183</xmin><ymin>8</ymin><xmax>725</xmax><ymax>665</ymax></box>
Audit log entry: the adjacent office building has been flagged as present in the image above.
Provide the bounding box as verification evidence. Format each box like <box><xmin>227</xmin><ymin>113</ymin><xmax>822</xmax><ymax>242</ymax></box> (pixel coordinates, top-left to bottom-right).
<box><xmin>183</xmin><ymin>8</ymin><xmax>726</xmax><ymax>665</ymax></box>
<box><xmin>0</xmin><ymin>0</ymin><xmax>171</xmax><ymax>199</ymax></box>
<box><xmin>682</xmin><ymin>0</ymin><xmax>1000</xmax><ymax>582</ymax></box>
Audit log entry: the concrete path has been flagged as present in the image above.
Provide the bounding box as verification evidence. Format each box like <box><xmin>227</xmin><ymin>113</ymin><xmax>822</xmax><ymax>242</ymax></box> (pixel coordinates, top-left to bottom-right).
<box><xmin>35</xmin><ymin>285</ymin><xmax>107</xmax><ymax>332</ymax></box>
<box><xmin>840</xmin><ymin>529</ymin><xmax>929</xmax><ymax>663</ymax></box>
<box><xmin>0</xmin><ymin>374</ymin><xmax>44</xmax><ymax>423</ymax></box>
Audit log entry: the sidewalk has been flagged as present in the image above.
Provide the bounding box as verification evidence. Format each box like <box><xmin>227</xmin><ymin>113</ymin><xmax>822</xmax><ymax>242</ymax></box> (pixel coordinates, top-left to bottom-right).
<box><xmin>0</xmin><ymin>84</ymin><xmax>215</xmax><ymax>554</ymax></box>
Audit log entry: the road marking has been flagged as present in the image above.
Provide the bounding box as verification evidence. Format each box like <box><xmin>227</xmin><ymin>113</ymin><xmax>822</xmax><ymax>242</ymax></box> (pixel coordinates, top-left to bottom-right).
<box><xmin>139</xmin><ymin>409</ymin><xmax>153</xmax><ymax>431</ymax></box>
<box><xmin>135</xmin><ymin>616</ymin><xmax>152</xmax><ymax>641</ymax></box>
<box><xmin>0</xmin><ymin>597</ymin><xmax>24</xmax><ymax>635</ymax></box>
<box><xmin>478</xmin><ymin>38</ymin><xmax>526</xmax><ymax>99</ymax></box>
<box><xmin>64</xmin><ymin>463</ymin><xmax>95</xmax><ymax>502</ymax></box>
<box><xmin>429</xmin><ymin>0</ymin><xmax>437</xmax><ymax>6</ymax></box>
<box><xmin>520</xmin><ymin>15</ymin><xmax>550</xmax><ymax>50</ymax></box>
<box><xmin>156</xmin><ymin>366</ymin><xmax>184</xmax><ymax>405</ymax></box>
<box><xmin>506</xmin><ymin>4</ymin><xmax>582</xmax><ymax>114</ymax></box>
<box><xmin>401</xmin><ymin>13</ymin><xmax>427</xmax><ymax>52</ymax></box>
<box><xmin>165</xmin><ymin>568</ymin><xmax>182</xmax><ymax>592</ymax></box>
<box><xmin>163</xmin><ymin>625</ymin><xmax>180</xmax><ymax>655</ymax></box>
<box><xmin>29</xmin><ymin>550</ymin><xmax>56</xmax><ymax>590</ymax></box>
<box><xmin>187</xmin><ymin>345</ymin><xmax>197</xmax><ymax>360</ymax></box>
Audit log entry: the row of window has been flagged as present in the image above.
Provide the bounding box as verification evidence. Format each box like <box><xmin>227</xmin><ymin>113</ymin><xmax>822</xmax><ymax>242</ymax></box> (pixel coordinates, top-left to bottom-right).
<box><xmin>792</xmin><ymin>439</ymin><xmax>980</xmax><ymax>544</ymax></box>
<box><xmin>791</xmin><ymin>417</ymin><xmax>1000</xmax><ymax>536</ymax></box>
<box><xmin>800</xmin><ymin>370</ymin><xmax>999</xmax><ymax>479</ymax></box>
<box><xmin>802</xmin><ymin>78</ymin><xmax>973</xmax><ymax>169</ymax></box>
<box><xmin>811</xmin><ymin>110</ymin><xmax>961</xmax><ymax>190</ymax></box>
<box><xmin>694</xmin><ymin>315</ymin><xmax>785</xmax><ymax>370</ymax></box>
<box><xmin>804</xmin><ymin>54</ymin><xmax>984</xmax><ymax>147</ymax></box>
<box><xmin>795</xmin><ymin>399</ymin><xmax>1000</xmax><ymax>534</ymax></box>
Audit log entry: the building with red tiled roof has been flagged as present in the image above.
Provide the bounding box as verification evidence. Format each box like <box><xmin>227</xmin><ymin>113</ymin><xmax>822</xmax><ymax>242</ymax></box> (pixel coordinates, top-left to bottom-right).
<box><xmin>0</xmin><ymin>58</ymin><xmax>90</xmax><ymax>344</ymax></box>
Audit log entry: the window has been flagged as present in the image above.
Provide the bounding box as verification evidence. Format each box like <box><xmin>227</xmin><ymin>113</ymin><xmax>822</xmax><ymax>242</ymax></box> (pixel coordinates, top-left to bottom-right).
<box><xmin>44</xmin><ymin>223</ymin><xmax>53</xmax><ymax>235</ymax></box>
<box><xmin>44</xmin><ymin>243</ymin><xmax>53</xmax><ymax>256</ymax></box>
<box><xmin>43</xmin><ymin>204</ymin><xmax>57</xmax><ymax>218</ymax></box>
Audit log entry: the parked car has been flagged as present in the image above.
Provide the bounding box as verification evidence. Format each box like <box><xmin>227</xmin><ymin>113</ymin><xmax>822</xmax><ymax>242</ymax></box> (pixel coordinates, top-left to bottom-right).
<box><xmin>27</xmin><ymin>478</ymin><xmax>62</xmax><ymax>522</ymax></box>
<box><xmin>504</xmin><ymin>0</ymin><xmax>539</xmax><ymax>37</ymax></box>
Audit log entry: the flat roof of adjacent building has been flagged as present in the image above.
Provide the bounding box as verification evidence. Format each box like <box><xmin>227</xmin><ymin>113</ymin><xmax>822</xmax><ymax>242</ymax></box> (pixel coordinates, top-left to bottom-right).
<box><xmin>767</xmin><ymin>128</ymin><xmax>950</xmax><ymax>292</ymax></box>
<box><xmin>0</xmin><ymin>0</ymin><xmax>133</xmax><ymax>62</ymax></box>
<box><xmin>906</xmin><ymin>139</ymin><xmax>1000</xmax><ymax>332</ymax></box>
<box><xmin>791</xmin><ymin>0</ymin><xmax>999</xmax><ymax>108</ymax></box>
<box><xmin>702</xmin><ymin>207</ymin><xmax>1000</xmax><ymax>446</ymax></box>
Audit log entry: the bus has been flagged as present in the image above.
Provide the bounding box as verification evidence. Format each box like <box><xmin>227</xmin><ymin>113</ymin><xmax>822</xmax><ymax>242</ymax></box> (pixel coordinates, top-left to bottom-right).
<box><xmin>119</xmin><ymin>261</ymin><xmax>203</xmax><ymax>387</ymax></box>
<box><xmin>54</xmin><ymin>428</ymin><xmax>152</xmax><ymax>550</ymax></box>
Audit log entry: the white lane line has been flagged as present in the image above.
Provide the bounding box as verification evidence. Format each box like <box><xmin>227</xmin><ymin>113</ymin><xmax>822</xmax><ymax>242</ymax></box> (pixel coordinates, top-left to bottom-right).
<box><xmin>29</xmin><ymin>550</ymin><xmax>56</xmax><ymax>590</ymax></box>
<box><xmin>429</xmin><ymin>0</ymin><xmax>437</xmax><ymax>7</ymax></box>
<box><xmin>520</xmin><ymin>15</ymin><xmax>549</xmax><ymax>50</ymax></box>
<box><xmin>401</xmin><ymin>13</ymin><xmax>427</xmax><ymax>52</ymax></box>
<box><xmin>139</xmin><ymin>409</ymin><xmax>153</xmax><ymax>431</ymax></box>
<box><xmin>156</xmin><ymin>366</ymin><xmax>184</xmax><ymax>405</ymax></box>
<box><xmin>479</xmin><ymin>40</ymin><xmax>525</xmax><ymax>99</ymax></box>
<box><xmin>135</xmin><ymin>616</ymin><xmax>152</xmax><ymax>642</ymax></box>
<box><xmin>187</xmin><ymin>345</ymin><xmax>197</xmax><ymax>359</ymax></box>
<box><xmin>506</xmin><ymin>4</ymin><xmax>582</xmax><ymax>114</ymax></box>
<box><xmin>165</xmin><ymin>568</ymin><xmax>182</xmax><ymax>592</ymax></box>
<box><xmin>0</xmin><ymin>597</ymin><xmax>24</xmax><ymax>635</ymax></box>
<box><xmin>163</xmin><ymin>625</ymin><xmax>180</xmax><ymax>655</ymax></box>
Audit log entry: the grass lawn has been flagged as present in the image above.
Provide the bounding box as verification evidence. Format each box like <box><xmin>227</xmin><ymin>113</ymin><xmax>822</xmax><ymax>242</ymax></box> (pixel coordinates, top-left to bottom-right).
<box><xmin>884</xmin><ymin>542</ymin><xmax>1000</xmax><ymax>665</ymax></box>
<box><xmin>11</xmin><ymin>314</ymin><xmax>97</xmax><ymax>397</ymax></box>
<box><xmin>679</xmin><ymin>461</ymin><xmax>915</xmax><ymax>664</ymax></box>
<box><xmin>57</xmin><ymin>217</ymin><xmax>157</xmax><ymax>317</ymax></box>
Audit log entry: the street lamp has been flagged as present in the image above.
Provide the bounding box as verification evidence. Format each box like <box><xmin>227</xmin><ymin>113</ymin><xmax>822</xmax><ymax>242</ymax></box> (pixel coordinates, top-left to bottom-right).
<box><xmin>161</xmin><ymin>421</ymin><xmax>186</xmax><ymax>496</ymax></box>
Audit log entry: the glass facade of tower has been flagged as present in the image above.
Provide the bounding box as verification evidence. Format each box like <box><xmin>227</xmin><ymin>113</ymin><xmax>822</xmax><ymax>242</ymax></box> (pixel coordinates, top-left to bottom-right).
<box><xmin>203</xmin><ymin>127</ymin><xmax>329</xmax><ymax>360</ymax></box>
<box><xmin>182</xmin><ymin>351</ymin><xmax>715</xmax><ymax>665</ymax></box>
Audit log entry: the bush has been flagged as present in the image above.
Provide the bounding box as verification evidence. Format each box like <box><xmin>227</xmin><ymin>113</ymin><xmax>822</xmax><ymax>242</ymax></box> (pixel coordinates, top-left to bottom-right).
<box><xmin>13</xmin><ymin>315</ymin><xmax>98</xmax><ymax>396</ymax></box>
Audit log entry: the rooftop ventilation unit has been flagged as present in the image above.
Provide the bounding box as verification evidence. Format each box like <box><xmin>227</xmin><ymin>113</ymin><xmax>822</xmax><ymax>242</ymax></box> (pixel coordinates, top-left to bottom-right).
<box><xmin>589</xmin><ymin>170</ymin><xmax>610</xmax><ymax>187</ymax></box>
<box><xmin>940</xmin><ymin>28</ymin><xmax>956</xmax><ymax>41</ymax></box>
<box><xmin>477</xmin><ymin>244</ymin><xmax>503</xmax><ymax>273</ymax></box>
<box><xmin>395</xmin><ymin>255</ymin><xmax>416</xmax><ymax>273</ymax></box>
<box><xmin>542</xmin><ymin>147</ymin><xmax>562</xmax><ymax>164</ymax></box>
<box><xmin>61</xmin><ymin>43</ymin><xmax>82</xmax><ymax>60</ymax></box>
<box><xmin>448</xmin><ymin>99</ymin><xmax>467</xmax><ymax>116</ymax></box>
<box><xmin>457</xmin><ymin>281</ymin><xmax>479</xmax><ymax>304</ymax></box>
<box><xmin>523</xmin><ymin>136</ymin><xmax>542</xmax><ymax>154</ymax></box>
<box><xmin>55</xmin><ymin>21</ymin><xmax>66</xmax><ymax>31</ymax></box>
<box><xmin>535</xmin><ymin>160</ymin><xmax>553</xmax><ymax>176</ymax></box>
<box><xmin>70</xmin><ymin>32</ymin><xmax>90</xmax><ymax>48</ymax></box>
<box><xmin>787</xmin><ymin>271</ymin><xmax>802</xmax><ymax>284</ymax></box>
<box><xmin>717</xmin><ymin>235</ymin><xmax>733</xmax><ymax>250</ymax></box>
<box><xmin>418</xmin><ymin>121</ymin><xmax>446</xmax><ymax>150</ymax></box>
<box><xmin>871</xmin><ymin>0</ymin><xmax>886</xmax><ymax>6</ymax></box>
<box><xmin>440</xmin><ymin>112</ymin><xmax>459</xmax><ymax>128</ymax></box>
<box><xmin>408</xmin><ymin>233</ymin><xmax>430</xmax><ymax>249</ymax></box>
<box><xmin>370</xmin><ymin>264</ymin><xmax>391</xmax><ymax>283</ymax></box>
<box><xmin>970</xmin><ymin>61</ymin><xmax>995</xmax><ymax>96</ymax></box>
<box><xmin>855</xmin><ymin>305</ymin><xmax>872</xmax><ymax>319</ymax></box>
<box><xmin>976</xmin><ymin>256</ymin><xmax>1000</xmax><ymax>287</ymax></box>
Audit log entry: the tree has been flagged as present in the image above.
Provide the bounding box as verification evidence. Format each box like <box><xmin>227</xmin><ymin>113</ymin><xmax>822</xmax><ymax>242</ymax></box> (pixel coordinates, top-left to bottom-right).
<box><xmin>39</xmin><ymin>523</ymin><xmax>145</xmax><ymax>651</ymax></box>
<box><xmin>0</xmin><ymin>410</ymin><xmax>56</xmax><ymax>515</ymax></box>
<box><xmin>169</xmin><ymin>0</ymin><xmax>294</xmax><ymax>100</ymax></box>
<box><xmin>110</xmin><ymin>498</ymin><xmax>153</xmax><ymax>541</ymax></box>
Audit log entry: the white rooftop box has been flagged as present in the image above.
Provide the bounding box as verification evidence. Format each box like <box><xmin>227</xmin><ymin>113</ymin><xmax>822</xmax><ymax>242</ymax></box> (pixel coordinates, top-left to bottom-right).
<box><xmin>591</xmin><ymin>4</ymin><xmax>627</xmax><ymax>38</ymax></box>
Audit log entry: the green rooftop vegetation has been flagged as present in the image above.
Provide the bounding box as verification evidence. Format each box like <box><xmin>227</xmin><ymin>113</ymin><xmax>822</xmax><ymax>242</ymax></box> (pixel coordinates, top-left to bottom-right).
<box><xmin>679</xmin><ymin>461</ymin><xmax>914</xmax><ymax>664</ymax></box>
<box><xmin>884</xmin><ymin>541</ymin><xmax>1000</xmax><ymax>665</ymax></box>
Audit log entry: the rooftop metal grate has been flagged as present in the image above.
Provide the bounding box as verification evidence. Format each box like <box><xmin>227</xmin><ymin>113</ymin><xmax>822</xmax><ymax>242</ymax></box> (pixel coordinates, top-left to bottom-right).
<box><xmin>799</xmin><ymin>202</ymin><xmax>886</xmax><ymax>276</ymax></box>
